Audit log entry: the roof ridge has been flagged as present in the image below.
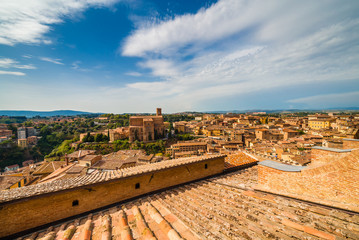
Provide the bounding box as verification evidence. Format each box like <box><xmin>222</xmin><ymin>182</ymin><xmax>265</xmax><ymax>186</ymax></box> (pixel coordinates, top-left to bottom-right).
<box><xmin>0</xmin><ymin>154</ymin><xmax>226</xmax><ymax>203</ymax></box>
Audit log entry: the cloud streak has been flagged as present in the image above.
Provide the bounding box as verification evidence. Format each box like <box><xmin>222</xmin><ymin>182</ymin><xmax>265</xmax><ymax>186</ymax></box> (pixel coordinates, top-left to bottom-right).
<box><xmin>71</xmin><ymin>61</ymin><xmax>91</xmax><ymax>72</ymax></box>
<box><xmin>0</xmin><ymin>70</ymin><xmax>25</xmax><ymax>76</ymax></box>
<box><xmin>125</xmin><ymin>71</ymin><xmax>142</xmax><ymax>77</ymax></box>
<box><xmin>288</xmin><ymin>91</ymin><xmax>359</xmax><ymax>107</ymax></box>
<box><xmin>39</xmin><ymin>57</ymin><xmax>64</xmax><ymax>65</ymax></box>
<box><xmin>0</xmin><ymin>0</ymin><xmax>120</xmax><ymax>46</ymax></box>
<box><xmin>118</xmin><ymin>0</ymin><xmax>359</xmax><ymax>111</ymax></box>
<box><xmin>0</xmin><ymin>58</ymin><xmax>36</xmax><ymax>70</ymax></box>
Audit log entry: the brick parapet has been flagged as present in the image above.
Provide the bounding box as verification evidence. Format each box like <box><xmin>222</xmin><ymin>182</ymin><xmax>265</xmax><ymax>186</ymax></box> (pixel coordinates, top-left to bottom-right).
<box><xmin>310</xmin><ymin>148</ymin><xmax>351</xmax><ymax>166</ymax></box>
<box><xmin>343</xmin><ymin>138</ymin><xmax>359</xmax><ymax>149</ymax></box>
<box><xmin>0</xmin><ymin>154</ymin><xmax>226</xmax><ymax>237</ymax></box>
<box><xmin>0</xmin><ymin>154</ymin><xmax>226</xmax><ymax>204</ymax></box>
<box><xmin>256</xmin><ymin>149</ymin><xmax>359</xmax><ymax>212</ymax></box>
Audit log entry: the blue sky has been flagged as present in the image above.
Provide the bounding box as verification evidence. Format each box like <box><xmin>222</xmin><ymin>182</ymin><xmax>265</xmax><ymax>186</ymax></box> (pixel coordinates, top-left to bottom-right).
<box><xmin>0</xmin><ymin>0</ymin><xmax>359</xmax><ymax>113</ymax></box>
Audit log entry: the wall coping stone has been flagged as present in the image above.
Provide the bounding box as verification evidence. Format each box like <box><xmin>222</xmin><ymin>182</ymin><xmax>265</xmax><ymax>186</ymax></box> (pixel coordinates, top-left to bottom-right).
<box><xmin>343</xmin><ymin>138</ymin><xmax>359</xmax><ymax>142</ymax></box>
<box><xmin>258</xmin><ymin>160</ymin><xmax>306</xmax><ymax>172</ymax></box>
<box><xmin>0</xmin><ymin>154</ymin><xmax>226</xmax><ymax>204</ymax></box>
<box><xmin>312</xmin><ymin>146</ymin><xmax>351</xmax><ymax>153</ymax></box>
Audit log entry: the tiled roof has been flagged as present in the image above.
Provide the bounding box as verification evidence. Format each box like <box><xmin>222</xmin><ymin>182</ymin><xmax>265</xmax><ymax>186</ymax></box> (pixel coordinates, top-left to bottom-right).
<box><xmin>38</xmin><ymin>164</ymin><xmax>74</xmax><ymax>183</ymax></box>
<box><xmin>0</xmin><ymin>155</ymin><xmax>225</xmax><ymax>203</ymax></box>
<box><xmin>102</xmin><ymin>150</ymin><xmax>146</xmax><ymax>161</ymax></box>
<box><xmin>224</xmin><ymin>151</ymin><xmax>258</xmax><ymax>169</ymax></box>
<box><xmin>173</xmin><ymin>142</ymin><xmax>207</xmax><ymax>146</ymax></box>
<box><xmin>66</xmin><ymin>165</ymin><xmax>85</xmax><ymax>174</ymax></box>
<box><xmin>32</xmin><ymin>161</ymin><xmax>65</xmax><ymax>175</ymax></box>
<box><xmin>19</xmin><ymin>166</ymin><xmax>359</xmax><ymax>240</ymax></box>
<box><xmin>0</xmin><ymin>176</ymin><xmax>24</xmax><ymax>190</ymax></box>
<box><xmin>80</xmin><ymin>155</ymin><xmax>100</xmax><ymax>161</ymax></box>
<box><xmin>5</xmin><ymin>164</ymin><xmax>19</xmax><ymax>168</ymax></box>
<box><xmin>92</xmin><ymin>159</ymin><xmax>137</xmax><ymax>170</ymax></box>
<box><xmin>67</xmin><ymin>150</ymin><xmax>96</xmax><ymax>158</ymax></box>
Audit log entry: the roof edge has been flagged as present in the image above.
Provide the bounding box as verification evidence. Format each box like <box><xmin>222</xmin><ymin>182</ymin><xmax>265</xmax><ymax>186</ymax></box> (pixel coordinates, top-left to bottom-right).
<box><xmin>258</xmin><ymin>160</ymin><xmax>306</xmax><ymax>172</ymax></box>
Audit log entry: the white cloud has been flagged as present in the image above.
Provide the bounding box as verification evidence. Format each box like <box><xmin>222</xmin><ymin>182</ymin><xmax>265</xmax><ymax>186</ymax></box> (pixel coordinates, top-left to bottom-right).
<box><xmin>0</xmin><ymin>58</ymin><xmax>17</xmax><ymax>68</ymax></box>
<box><xmin>288</xmin><ymin>91</ymin><xmax>359</xmax><ymax>108</ymax></box>
<box><xmin>122</xmin><ymin>0</ymin><xmax>358</xmax><ymax>57</ymax></box>
<box><xmin>72</xmin><ymin>61</ymin><xmax>81</xmax><ymax>69</ymax></box>
<box><xmin>40</xmin><ymin>57</ymin><xmax>64</xmax><ymax>65</ymax></box>
<box><xmin>2</xmin><ymin>0</ymin><xmax>358</xmax><ymax>112</ymax></box>
<box><xmin>71</xmin><ymin>61</ymin><xmax>91</xmax><ymax>71</ymax></box>
<box><xmin>125</xmin><ymin>71</ymin><xmax>142</xmax><ymax>77</ymax></box>
<box><xmin>138</xmin><ymin>59</ymin><xmax>180</xmax><ymax>78</ymax></box>
<box><xmin>0</xmin><ymin>0</ymin><xmax>120</xmax><ymax>46</ymax></box>
<box><xmin>122</xmin><ymin>0</ymin><xmax>255</xmax><ymax>56</ymax></box>
<box><xmin>13</xmin><ymin>64</ymin><xmax>37</xmax><ymax>70</ymax></box>
<box><xmin>118</xmin><ymin>0</ymin><xmax>359</xmax><ymax>111</ymax></box>
<box><xmin>0</xmin><ymin>58</ymin><xmax>36</xmax><ymax>69</ymax></box>
<box><xmin>0</xmin><ymin>70</ymin><xmax>25</xmax><ymax>76</ymax></box>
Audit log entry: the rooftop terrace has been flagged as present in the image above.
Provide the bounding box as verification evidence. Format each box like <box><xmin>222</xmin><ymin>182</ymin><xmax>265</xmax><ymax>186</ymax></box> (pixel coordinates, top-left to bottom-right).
<box><xmin>18</xmin><ymin>166</ymin><xmax>359</xmax><ymax>240</ymax></box>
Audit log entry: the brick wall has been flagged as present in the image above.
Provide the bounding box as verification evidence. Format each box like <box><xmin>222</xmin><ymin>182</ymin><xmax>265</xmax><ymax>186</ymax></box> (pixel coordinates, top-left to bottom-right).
<box><xmin>343</xmin><ymin>139</ymin><xmax>359</xmax><ymax>149</ymax></box>
<box><xmin>0</xmin><ymin>156</ymin><xmax>225</xmax><ymax>237</ymax></box>
<box><xmin>256</xmin><ymin>149</ymin><xmax>359</xmax><ymax>212</ymax></box>
<box><xmin>129</xmin><ymin>117</ymin><xmax>144</xmax><ymax>126</ymax></box>
<box><xmin>311</xmin><ymin>148</ymin><xmax>351</xmax><ymax>166</ymax></box>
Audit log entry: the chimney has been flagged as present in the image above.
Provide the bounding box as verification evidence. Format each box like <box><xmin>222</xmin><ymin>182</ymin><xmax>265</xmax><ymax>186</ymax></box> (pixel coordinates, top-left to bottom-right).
<box><xmin>65</xmin><ymin>153</ymin><xmax>69</xmax><ymax>166</ymax></box>
<box><xmin>156</xmin><ymin>108</ymin><xmax>162</xmax><ymax>116</ymax></box>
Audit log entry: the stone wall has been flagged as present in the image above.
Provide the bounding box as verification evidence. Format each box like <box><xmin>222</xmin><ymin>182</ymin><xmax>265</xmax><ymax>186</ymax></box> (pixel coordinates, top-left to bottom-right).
<box><xmin>0</xmin><ymin>156</ymin><xmax>225</xmax><ymax>238</ymax></box>
<box><xmin>256</xmin><ymin>149</ymin><xmax>359</xmax><ymax>212</ymax></box>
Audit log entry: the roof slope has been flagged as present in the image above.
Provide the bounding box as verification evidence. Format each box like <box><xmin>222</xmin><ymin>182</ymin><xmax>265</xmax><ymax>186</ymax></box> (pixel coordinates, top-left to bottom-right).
<box><xmin>0</xmin><ymin>155</ymin><xmax>225</xmax><ymax>203</ymax></box>
<box><xmin>0</xmin><ymin>176</ymin><xmax>24</xmax><ymax>190</ymax></box>
<box><xmin>20</xmin><ymin>166</ymin><xmax>359</xmax><ymax>240</ymax></box>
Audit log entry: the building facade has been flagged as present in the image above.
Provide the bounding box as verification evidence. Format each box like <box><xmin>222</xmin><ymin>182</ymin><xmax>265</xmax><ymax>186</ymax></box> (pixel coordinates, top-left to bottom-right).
<box><xmin>166</xmin><ymin>142</ymin><xmax>208</xmax><ymax>158</ymax></box>
<box><xmin>129</xmin><ymin>108</ymin><xmax>165</xmax><ymax>142</ymax></box>
<box><xmin>17</xmin><ymin>127</ymin><xmax>27</xmax><ymax>139</ymax></box>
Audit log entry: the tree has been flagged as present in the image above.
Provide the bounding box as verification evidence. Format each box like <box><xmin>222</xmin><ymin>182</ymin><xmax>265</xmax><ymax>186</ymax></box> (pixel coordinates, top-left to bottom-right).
<box><xmin>40</xmin><ymin>125</ymin><xmax>51</xmax><ymax>136</ymax></box>
<box><xmin>0</xmin><ymin>141</ymin><xmax>26</xmax><ymax>169</ymax></box>
<box><xmin>82</xmin><ymin>133</ymin><xmax>94</xmax><ymax>142</ymax></box>
<box><xmin>180</xmin><ymin>134</ymin><xmax>195</xmax><ymax>140</ymax></box>
<box><xmin>94</xmin><ymin>133</ymin><xmax>108</xmax><ymax>142</ymax></box>
<box><xmin>7</xmin><ymin>124</ymin><xmax>17</xmax><ymax>137</ymax></box>
<box><xmin>94</xmin><ymin>133</ymin><xmax>103</xmax><ymax>142</ymax></box>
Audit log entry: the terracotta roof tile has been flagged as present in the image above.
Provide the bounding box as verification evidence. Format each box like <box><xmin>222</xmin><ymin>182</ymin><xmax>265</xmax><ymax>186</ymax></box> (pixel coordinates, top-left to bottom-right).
<box><xmin>0</xmin><ymin>155</ymin><xmax>225</xmax><ymax>203</ymax></box>
<box><xmin>16</xmin><ymin>165</ymin><xmax>359</xmax><ymax>240</ymax></box>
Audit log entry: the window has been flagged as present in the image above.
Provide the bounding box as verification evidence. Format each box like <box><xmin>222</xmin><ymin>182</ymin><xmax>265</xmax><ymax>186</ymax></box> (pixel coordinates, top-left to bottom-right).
<box><xmin>135</xmin><ymin>183</ymin><xmax>140</xmax><ymax>189</ymax></box>
<box><xmin>205</xmin><ymin>164</ymin><xmax>208</xmax><ymax>169</ymax></box>
<box><xmin>72</xmin><ymin>200</ymin><xmax>79</xmax><ymax>206</ymax></box>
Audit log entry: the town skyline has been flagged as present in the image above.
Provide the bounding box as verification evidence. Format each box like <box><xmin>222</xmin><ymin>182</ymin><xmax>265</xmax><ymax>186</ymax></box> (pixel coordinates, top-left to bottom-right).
<box><xmin>1</xmin><ymin>107</ymin><xmax>359</xmax><ymax>118</ymax></box>
<box><xmin>1</xmin><ymin>0</ymin><xmax>359</xmax><ymax>113</ymax></box>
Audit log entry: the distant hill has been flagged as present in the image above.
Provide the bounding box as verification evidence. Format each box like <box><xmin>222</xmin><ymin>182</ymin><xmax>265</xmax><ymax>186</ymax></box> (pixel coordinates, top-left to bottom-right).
<box><xmin>0</xmin><ymin>110</ymin><xmax>101</xmax><ymax>118</ymax></box>
<box><xmin>1</xmin><ymin>107</ymin><xmax>358</xmax><ymax>118</ymax></box>
<box><xmin>204</xmin><ymin>107</ymin><xmax>359</xmax><ymax>114</ymax></box>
